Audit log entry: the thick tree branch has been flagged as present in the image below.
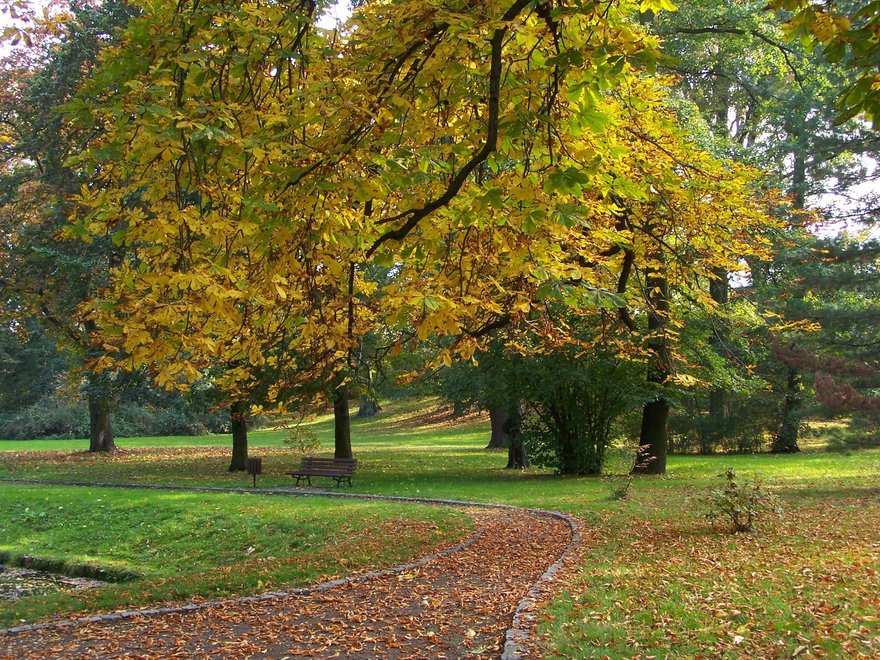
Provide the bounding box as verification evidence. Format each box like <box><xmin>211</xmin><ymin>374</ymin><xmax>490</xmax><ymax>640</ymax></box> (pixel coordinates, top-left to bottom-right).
<box><xmin>466</xmin><ymin>313</ymin><xmax>512</xmax><ymax>339</ymax></box>
<box><xmin>617</xmin><ymin>248</ymin><xmax>637</xmax><ymax>332</ymax></box>
<box><xmin>365</xmin><ymin>0</ymin><xmax>534</xmax><ymax>258</ymax></box>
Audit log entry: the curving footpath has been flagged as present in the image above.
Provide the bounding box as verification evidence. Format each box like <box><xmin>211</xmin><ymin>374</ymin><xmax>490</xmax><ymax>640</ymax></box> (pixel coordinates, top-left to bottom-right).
<box><xmin>0</xmin><ymin>480</ymin><xmax>584</xmax><ymax>659</ymax></box>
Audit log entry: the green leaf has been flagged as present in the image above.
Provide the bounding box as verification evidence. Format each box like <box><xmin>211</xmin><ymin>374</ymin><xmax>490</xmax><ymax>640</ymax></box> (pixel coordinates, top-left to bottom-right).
<box><xmin>544</xmin><ymin>167</ymin><xmax>592</xmax><ymax>195</ymax></box>
<box><xmin>555</xmin><ymin>204</ymin><xmax>585</xmax><ymax>228</ymax></box>
<box><xmin>482</xmin><ymin>187</ymin><xmax>505</xmax><ymax>209</ymax></box>
<box><xmin>582</xmin><ymin>107</ymin><xmax>611</xmax><ymax>133</ymax></box>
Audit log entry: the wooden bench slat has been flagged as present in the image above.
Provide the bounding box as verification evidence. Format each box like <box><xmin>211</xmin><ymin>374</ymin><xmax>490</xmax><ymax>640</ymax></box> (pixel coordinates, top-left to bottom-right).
<box><xmin>298</xmin><ymin>464</ymin><xmax>355</xmax><ymax>469</ymax></box>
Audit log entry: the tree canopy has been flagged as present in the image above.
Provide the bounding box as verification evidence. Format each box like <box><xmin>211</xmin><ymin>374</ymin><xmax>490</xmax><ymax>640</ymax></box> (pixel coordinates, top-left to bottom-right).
<box><xmin>71</xmin><ymin>0</ymin><xmax>776</xmax><ymax>425</ymax></box>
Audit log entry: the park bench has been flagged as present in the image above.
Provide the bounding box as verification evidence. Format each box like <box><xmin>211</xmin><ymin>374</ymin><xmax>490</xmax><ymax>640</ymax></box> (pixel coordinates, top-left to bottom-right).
<box><xmin>286</xmin><ymin>457</ymin><xmax>357</xmax><ymax>487</ymax></box>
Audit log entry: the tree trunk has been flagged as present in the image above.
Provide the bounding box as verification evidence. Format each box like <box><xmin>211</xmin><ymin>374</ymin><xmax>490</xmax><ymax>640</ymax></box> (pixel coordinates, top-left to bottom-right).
<box><xmin>709</xmin><ymin>268</ymin><xmax>730</xmax><ymax>307</ymax></box>
<box><xmin>228</xmin><ymin>401</ymin><xmax>248</xmax><ymax>472</ymax></box>
<box><xmin>558</xmin><ymin>419</ymin><xmax>578</xmax><ymax>475</ymax></box>
<box><xmin>505</xmin><ymin>402</ymin><xmax>528</xmax><ymax>469</ymax></box>
<box><xmin>88</xmin><ymin>394</ymin><xmax>115</xmax><ymax>453</ymax></box>
<box><xmin>632</xmin><ymin>271</ymin><xmax>671</xmax><ymax>475</ymax></box>
<box><xmin>770</xmin><ymin>126</ymin><xmax>808</xmax><ymax>454</ymax></box>
<box><xmin>773</xmin><ymin>367</ymin><xmax>802</xmax><ymax>453</ymax></box>
<box><xmin>702</xmin><ymin>387</ymin><xmax>726</xmax><ymax>454</ymax></box>
<box><xmin>769</xmin><ymin>128</ymin><xmax>806</xmax><ymax>456</ymax></box>
<box><xmin>334</xmin><ymin>384</ymin><xmax>353</xmax><ymax>460</ymax></box>
<box><xmin>790</xmin><ymin>135</ymin><xmax>808</xmax><ymax>211</ymax></box>
<box><xmin>486</xmin><ymin>406</ymin><xmax>511</xmax><ymax>449</ymax></box>
<box><xmin>356</xmin><ymin>395</ymin><xmax>381</xmax><ymax>418</ymax></box>
<box><xmin>634</xmin><ymin>398</ymin><xmax>670</xmax><ymax>474</ymax></box>
<box><xmin>705</xmin><ymin>266</ymin><xmax>729</xmax><ymax>454</ymax></box>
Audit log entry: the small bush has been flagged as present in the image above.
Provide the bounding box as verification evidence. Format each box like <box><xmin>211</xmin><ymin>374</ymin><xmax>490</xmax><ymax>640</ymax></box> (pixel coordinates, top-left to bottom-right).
<box><xmin>522</xmin><ymin>352</ymin><xmax>650</xmax><ymax>475</ymax></box>
<box><xmin>705</xmin><ymin>469</ymin><xmax>782</xmax><ymax>533</ymax></box>
<box><xmin>670</xmin><ymin>392</ymin><xmax>776</xmax><ymax>455</ymax></box>
<box><xmin>282</xmin><ymin>426</ymin><xmax>321</xmax><ymax>454</ymax></box>
<box><xmin>603</xmin><ymin>474</ymin><xmax>634</xmax><ymax>501</ymax></box>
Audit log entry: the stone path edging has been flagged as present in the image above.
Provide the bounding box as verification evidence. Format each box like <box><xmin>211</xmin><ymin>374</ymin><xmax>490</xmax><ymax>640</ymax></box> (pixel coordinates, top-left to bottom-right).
<box><xmin>0</xmin><ymin>478</ymin><xmax>585</xmax><ymax>658</ymax></box>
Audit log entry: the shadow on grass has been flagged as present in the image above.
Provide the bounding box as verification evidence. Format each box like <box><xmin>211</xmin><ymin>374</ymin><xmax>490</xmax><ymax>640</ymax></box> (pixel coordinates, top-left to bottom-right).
<box><xmin>776</xmin><ymin>485</ymin><xmax>880</xmax><ymax>501</ymax></box>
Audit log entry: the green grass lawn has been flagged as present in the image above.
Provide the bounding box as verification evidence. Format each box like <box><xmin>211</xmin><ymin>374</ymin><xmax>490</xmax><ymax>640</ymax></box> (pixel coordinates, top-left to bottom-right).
<box><xmin>0</xmin><ymin>483</ymin><xmax>467</xmax><ymax>628</ymax></box>
<box><xmin>2</xmin><ymin>398</ymin><xmax>879</xmax><ymax>656</ymax></box>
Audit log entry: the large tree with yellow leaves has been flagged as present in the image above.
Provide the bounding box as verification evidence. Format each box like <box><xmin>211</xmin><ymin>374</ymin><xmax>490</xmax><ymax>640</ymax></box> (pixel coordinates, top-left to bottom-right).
<box><xmin>71</xmin><ymin>0</ymin><xmax>778</xmax><ymax>471</ymax></box>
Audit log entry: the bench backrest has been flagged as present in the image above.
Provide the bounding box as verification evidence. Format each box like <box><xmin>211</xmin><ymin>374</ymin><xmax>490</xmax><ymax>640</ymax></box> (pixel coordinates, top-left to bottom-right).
<box><xmin>300</xmin><ymin>457</ymin><xmax>357</xmax><ymax>474</ymax></box>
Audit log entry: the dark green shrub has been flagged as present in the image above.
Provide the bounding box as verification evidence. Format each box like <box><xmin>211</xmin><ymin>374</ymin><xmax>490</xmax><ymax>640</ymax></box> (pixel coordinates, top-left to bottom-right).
<box><xmin>0</xmin><ymin>393</ymin><xmax>87</xmax><ymax>439</ymax></box>
<box><xmin>670</xmin><ymin>391</ymin><xmax>777</xmax><ymax>454</ymax></box>
<box><xmin>0</xmin><ymin>390</ymin><xmax>229</xmax><ymax>440</ymax></box>
<box><xmin>523</xmin><ymin>352</ymin><xmax>651</xmax><ymax>475</ymax></box>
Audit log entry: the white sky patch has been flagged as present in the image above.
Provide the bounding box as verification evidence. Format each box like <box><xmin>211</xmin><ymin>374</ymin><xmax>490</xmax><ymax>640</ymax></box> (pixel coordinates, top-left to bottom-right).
<box><xmin>316</xmin><ymin>1</ymin><xmax>352</xmax><ymax>30</ymax></box>
<box><xmin>811</xmin><ymin>155</ymin><xmax>879</xmax><ymax>239</ymax></box>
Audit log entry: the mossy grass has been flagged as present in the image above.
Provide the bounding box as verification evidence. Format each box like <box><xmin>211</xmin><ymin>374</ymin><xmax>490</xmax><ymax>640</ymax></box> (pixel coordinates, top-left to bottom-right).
<box><xmin>0</xmin><ymin>551</ymin><xmax>140</xmax><ymax>583</ymax></box>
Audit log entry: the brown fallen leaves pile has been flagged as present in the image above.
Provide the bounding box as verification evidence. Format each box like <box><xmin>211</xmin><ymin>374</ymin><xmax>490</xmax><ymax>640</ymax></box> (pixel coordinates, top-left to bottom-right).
<box><xmin>1</xmin><ymin>509</ymin><xmax>570</xmax><ymax>659</ymax></box>
<box><xmin>1</xmin><ymin>446</ymin><xmax>294</xmax><ymax>479</ymax></box>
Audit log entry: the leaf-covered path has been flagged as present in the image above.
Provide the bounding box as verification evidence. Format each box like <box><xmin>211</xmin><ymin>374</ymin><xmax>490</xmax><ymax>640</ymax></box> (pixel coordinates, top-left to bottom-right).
<box><xmin>1</xmin><ymin>503</ymin><xmax>574</xmax><ymax>659</ymax></box>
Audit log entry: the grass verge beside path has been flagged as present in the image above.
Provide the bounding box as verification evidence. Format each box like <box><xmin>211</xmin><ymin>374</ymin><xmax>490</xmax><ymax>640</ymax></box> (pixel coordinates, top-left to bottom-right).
<box><xmin>0</xmin><ymin>484</ymin><xmax>469</xmax><ymax>628</ymax></box>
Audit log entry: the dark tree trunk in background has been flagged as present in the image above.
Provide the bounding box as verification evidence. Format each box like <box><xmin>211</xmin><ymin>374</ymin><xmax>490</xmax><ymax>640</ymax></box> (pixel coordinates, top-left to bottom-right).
<box><xmin>773</xmin><ymin>368</ymin><xmax>802</xmax><ymax>453</ymax></box>
<box><xmin>769</xmin><ymin>138</ymin><xmax>806</xmax><ymax>455</ymax></box>
<box><xmin>702</xmin><ymin>387</ymin><xmax>726</xmax><ymax>454</ymax></box>
<box><xmin>709</xmin><ymin>267</ymin><xmax>730</xmax><ymax>306</ymax></box>
<box><xmin>505</xmin><ymin>402</ymin><xmax>528</xmax><ymax>469</ymax></box>
<box><xmin>633</xmin><ymin>271</ymin><xmax>670</xmax><ymax>475</ymax></box>
<box><xmin>704</xmin><ymin>266</ymin><xmax>730</xmax><ymax>454</ymax></box>
<box><xmin>486</xmin><ymin>406</ymin><xmax>511</xmax><ymax>449</ymax></box>
<box><xmin>635</xmin><ymin>398</ymin><xmax>670</xmax><ymax>474</ymax></box>
<box><xmin>334</xmin><ymin>384</ymin><xmax>353</xmax><ymax>460</ymax></box>
<box><xmin>228</xmin><ymin>401</ymin><xmax>248</xmax><ymax>472</ymax></box>
<box><xmin>84</xmin><ymin>327</ymin><xmax>115</xmax><ymax>453</ymax></box>
<box><xmin>88</xmin><ymin>394</ymin><xmax>115</xmax><ymax>453</ymax></box>
<box><xmin>790</xmin><ymin>133</ymin><xmax>808</xmax><ymax>211</ymax></box>
<box><xmin>558</xmin><ymin>412</ymin><xmax>578</xmax><ymax>475</ymax></box>
<box><xmin>356</xmin><ymin>395</ymin><xmax>381</xmax><ymax>418</ymax></box>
